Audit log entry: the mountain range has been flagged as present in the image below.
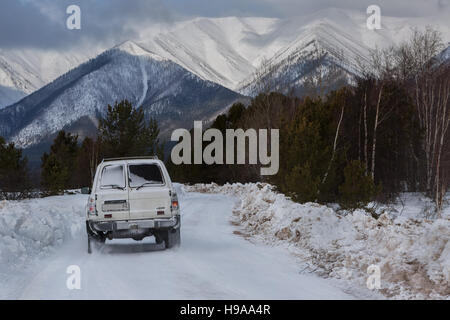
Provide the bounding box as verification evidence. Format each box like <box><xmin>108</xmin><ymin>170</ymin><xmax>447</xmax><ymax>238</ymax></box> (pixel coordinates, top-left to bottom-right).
<box><xmin>0</xmin><ymin>8</ymin><xmax>449</xmax><ymax>152</ymax></box>
<box><xmin>0</xmin><ymin>41</ymin><xmax>243</xmax><ymax>149</ymax></box>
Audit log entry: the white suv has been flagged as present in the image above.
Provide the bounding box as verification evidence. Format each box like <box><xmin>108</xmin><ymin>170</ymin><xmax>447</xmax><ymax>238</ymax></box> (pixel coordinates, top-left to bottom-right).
<box><xmin>84</xmin><ymin>156</ymin><xmax>180</xmax><ymax>253</ymax></box>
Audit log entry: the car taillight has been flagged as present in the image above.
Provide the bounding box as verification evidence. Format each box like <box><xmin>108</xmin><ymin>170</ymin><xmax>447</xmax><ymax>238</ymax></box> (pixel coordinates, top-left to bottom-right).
<box><xmin>171</xmin><ymin>192</ymin><xmax>179</xmax><ymax>211</ymax></box>
<box><xmin>88</xmin><ymin>197</ymin><xmax>96</xmax><ymax>215</ymax></box>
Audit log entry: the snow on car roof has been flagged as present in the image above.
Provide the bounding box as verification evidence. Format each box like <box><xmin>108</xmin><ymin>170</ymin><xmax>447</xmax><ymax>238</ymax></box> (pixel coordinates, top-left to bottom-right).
<box><xmin>103</xmin><ymin>156</ymin><xmax>159</xmax><ymax>162</ymax></box>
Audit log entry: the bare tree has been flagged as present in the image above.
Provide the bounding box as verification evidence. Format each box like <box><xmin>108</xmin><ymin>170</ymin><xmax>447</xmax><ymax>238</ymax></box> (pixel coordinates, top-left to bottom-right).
<box><xmin>428</xmin><ymin>64</ymin><xmax>450</xmax><ymax>215</ymax></box>
<box><xmin>363</xmin><ymin>88</ymin><xmax>369</xmax><ymax>173</ymax></box>
<box><xmin>359</xmin><ymin>47</ymin><xmax>395</xmax><ymax>179</ymax></box>
<box><xmin>320</xmin><ymin>102</ymin><xmax>345</xmax><ymax>191</ymax></box>
<box><xmin>370</xmin><ymin>82</ymin><xmax>383</xmax><ymax>179</ymax></box>
<box><xmin>393</xmin><ymin>27</ymin><xmax>449</xmax><ymax>215</ymax></box>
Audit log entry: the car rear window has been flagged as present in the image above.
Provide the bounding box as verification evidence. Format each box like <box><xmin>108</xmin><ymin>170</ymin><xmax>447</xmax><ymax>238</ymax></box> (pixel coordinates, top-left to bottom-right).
<box><xmin>100</xmin><ymin>165</ymin><xmax>125</xmax><ymax>189</ymax></box>
<box><xmin>128</xmin><ymin>164</ymin><xmax>164</xmax><ymax>188</ymax></box>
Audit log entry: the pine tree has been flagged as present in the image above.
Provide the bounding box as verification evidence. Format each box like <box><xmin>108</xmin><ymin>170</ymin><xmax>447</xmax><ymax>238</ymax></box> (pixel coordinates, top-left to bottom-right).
<box><xmin>73</xmin><ymin>137</ymin><xmax>99</xmax><ymax>188</ymax></box>
<box><xmin>0</xmin><ymin>137</ymin><xmax>30</xmax><ymax>199</ymax></box>
<box><xmin>271</xmin><ymin>97</ymin><xmax>338</xmax><ymax>203</ymax></box>
<box><xmin>338</xmin><ymin>160</ymin><xmax>378</xmax><ymax>210</ymax></box>
<box><xmin>41</xmin><ymin>131</ymin><xmax>79</xmax><ymax>194</ymax></box>
<box><xmin>98</xmin><ymin>100</ymin><xmax>160</xmax><ymax>158</ymax></box>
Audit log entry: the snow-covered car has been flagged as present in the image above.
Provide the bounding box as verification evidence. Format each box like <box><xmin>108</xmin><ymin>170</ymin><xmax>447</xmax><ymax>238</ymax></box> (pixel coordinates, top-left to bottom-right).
<box><xmin>84</xmin><ymin>156</ymin><xmax>180</xmax><ymax>253</ymax></box>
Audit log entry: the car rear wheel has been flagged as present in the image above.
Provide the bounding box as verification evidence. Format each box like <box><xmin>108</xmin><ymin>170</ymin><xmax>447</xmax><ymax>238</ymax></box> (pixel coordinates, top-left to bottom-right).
<box><xmin>86</xmin><ymin>221</ymin><xmax>106</xmax><ymax>253</ymax></box>
<box><xmin>155</xmin><ymin>233</ymin><xmax>164</xmax><ymax>244</ymax></box>
<box><xmin>157</xmin><ymin>228</ymin><xmax>180</xmax><ymax>248</ymax></box>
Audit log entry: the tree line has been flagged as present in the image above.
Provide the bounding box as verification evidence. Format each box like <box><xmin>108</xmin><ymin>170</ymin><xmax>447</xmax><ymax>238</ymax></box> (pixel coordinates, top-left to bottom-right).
<box><xmin>169</xmin><ymin>28</ymin><xmax>450</xmax><ymax>215</ymax></box>
<box><xmin>0</xmin><ymin>100</ymin><xmax>161</xmax><ymax>198</ymax></box>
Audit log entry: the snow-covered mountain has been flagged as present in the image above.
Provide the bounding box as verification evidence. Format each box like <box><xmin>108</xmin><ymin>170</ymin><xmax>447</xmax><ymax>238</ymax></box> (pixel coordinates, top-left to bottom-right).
<box><xmin>138</xmin><ymin>17</ymin><xmax>279</xmax><ymax>91</ymax></box>
<box><xmin>136</xmin><ymin>8</ymin><xmax>450</xmax><ymax>94</ymax></box>
<box><xmin>0</xmin><ymin>47</ymin><xmax>102</xmax><ymax>108</ymax></box>
<box><xmin>237</xmin><ymin>9</ymin><xmax>450</xmax><ymax>95</ymax></box>
<box><xmin>436</xmin><ymin>44</ymin><xmax>450</xmax><ymax>64</ymax></box>
<box><xmin>0</xmin><ymin>8</ymin><xmax>449</xmax><ymax>147</ymax></box>
<box><xmin>0</xmin><ymin>41</ymin><xmax>244</xmax><ymax>148</ymax></box>
<box><xmin>0</xmin><ymin>85</ymin><xmax>26</xmax><ymax>109</ymax></box>
<box><xmin>2</xmin><ymin>7</ymin><xmax>448</xmax><ymax>106</ymax></box>
<box><xmin>238</xmin><ymin>19</ymin><xmax>369</xmax><ymax>96</ymax></box>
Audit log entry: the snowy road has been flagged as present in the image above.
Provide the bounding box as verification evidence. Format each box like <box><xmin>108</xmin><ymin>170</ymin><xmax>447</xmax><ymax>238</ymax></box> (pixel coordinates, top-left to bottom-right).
<box><xmin>2</xmin><ymin>191</ymin><xmax>354</xmax><ymax>299</ymax></box>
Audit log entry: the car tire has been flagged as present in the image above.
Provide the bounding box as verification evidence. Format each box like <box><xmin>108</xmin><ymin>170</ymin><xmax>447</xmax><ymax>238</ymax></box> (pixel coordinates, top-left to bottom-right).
<box><xmin>159</xmin><ymin>228</ymin><xmax>181</xmax><ymax>249</ymax></box>
<box><xmin>86</xmin><ymin>221</ymin><xmax>106</xmax><ymax>251</ymax></box>
<box><xmin>155</xmin><ymin>233</ymin><xmax>164</xmax><ymax>244</ymax></box>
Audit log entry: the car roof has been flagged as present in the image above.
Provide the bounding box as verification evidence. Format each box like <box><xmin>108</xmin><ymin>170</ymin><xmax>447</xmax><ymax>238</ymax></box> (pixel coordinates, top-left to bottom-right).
<box><xmin>101</xmin><ymin>157</ymin><xmax>162</xmax><ymax>166</ymax></box>
<box><xmin>103</xmin><ymin>156</ymin><xmax>159</xmax><ymax>162</ymax></box>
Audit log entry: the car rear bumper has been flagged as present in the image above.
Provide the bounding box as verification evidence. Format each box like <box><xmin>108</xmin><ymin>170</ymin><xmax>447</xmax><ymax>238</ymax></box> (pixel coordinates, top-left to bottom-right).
<box><xmin>90</xmin><ymin>215</ymin><xmax>180</xmax><ymax>232</ymax></box>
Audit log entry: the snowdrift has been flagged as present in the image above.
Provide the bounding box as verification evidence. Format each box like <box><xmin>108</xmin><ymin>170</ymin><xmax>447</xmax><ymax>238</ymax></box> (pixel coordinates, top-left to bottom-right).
<box><xmin>186</xmin><ymin>183</ymin><xmax>450</xmax><ymax>299</ymax></box>
<box><xmin>0</xmin><ymin>195</ymin><xmax>86</xmax><ymax>274</ymax></box>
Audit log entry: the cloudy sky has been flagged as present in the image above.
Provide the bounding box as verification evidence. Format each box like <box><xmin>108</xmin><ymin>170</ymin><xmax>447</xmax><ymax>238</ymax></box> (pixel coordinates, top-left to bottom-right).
<box><xmin>1</xmin><ymin>0</ymin><xmax>449</xmax><ymax>49</ymax></box>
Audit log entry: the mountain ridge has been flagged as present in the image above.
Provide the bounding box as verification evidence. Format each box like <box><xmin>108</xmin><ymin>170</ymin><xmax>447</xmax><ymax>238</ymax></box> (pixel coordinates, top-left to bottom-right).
<box><xmin>0</xmin><ymin>9</ymin><xmax>449</xmax><ymax>149</ymax></box>
<box><xmin>0</xmin><ymin>41</ymin><xmax>245</xmax><ymax>148</ymax></box>
<box><xmin>2</xmin><ymin>8</ymin><xmax>448</xmax><ymax>108</ymax></box>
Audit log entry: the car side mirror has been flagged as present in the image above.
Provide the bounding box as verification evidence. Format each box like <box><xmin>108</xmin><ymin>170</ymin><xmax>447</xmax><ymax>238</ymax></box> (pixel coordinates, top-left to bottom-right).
<box><xmin>81</xmin><ymin>187</ymin><xmax>91</xmax><ymax>194</ymax></box>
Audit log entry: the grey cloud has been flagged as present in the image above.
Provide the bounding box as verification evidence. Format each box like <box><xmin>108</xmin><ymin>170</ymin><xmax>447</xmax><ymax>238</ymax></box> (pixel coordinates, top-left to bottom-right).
<box><xmin>0</xmin><ymin>0</ymin><xmax>172</xmax><ymax>49</ymax></box>
<box><xmin>164</xmin><ymin>0</ymin><xmax>449</xmax><ymax>18</ymax></box>
<box><xmin>0</xmin><ymin>0</ymin><xmax>448</xmax><ymax>50</ymax></box>
<box><xmin>259</xmin><ymin>0</ymin><xmax>449</xmax><ymax>17</ymax></box>
<box><xmin>164</xmin><ymin>0</ymin><xmax>275</xmax><ymax>18</ymax></box>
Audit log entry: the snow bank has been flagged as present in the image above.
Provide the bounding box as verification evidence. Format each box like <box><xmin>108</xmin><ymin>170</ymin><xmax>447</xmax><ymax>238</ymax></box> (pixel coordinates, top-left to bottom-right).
<box><xmin>186</xmin><ymin>183</ymin><xmax>450</xmax><ymax>299</ymax></box>
<box><xmin>0</xmin><ymin>195</ymin><xmax>86</xmax><ymax>273</ymax></box>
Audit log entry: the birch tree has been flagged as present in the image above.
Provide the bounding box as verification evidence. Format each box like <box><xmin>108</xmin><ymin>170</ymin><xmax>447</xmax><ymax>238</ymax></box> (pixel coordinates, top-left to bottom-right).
<box><xmin>394</xmin><ymin>27</ymin><xmax>448</xmax><ymax>215</ymax></box>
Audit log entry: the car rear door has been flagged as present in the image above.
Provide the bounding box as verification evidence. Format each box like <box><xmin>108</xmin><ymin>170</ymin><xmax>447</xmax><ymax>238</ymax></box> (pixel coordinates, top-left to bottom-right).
<box><xmin>96</xmin><ymin>162</ymin><xmax>130</xmax><ymax>220</ymax></box>
<box><xmin>127</xmin><ymin>162</ymin><xmax>172</xmax><ymax>220</ymax></box>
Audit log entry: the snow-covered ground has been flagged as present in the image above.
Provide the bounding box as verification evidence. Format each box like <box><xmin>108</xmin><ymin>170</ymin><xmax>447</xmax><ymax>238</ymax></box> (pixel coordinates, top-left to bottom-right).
<box><xmin>186</xmin><ymin>183</ymin><xmax>450</xmax><ymax>299</ymax></box>
<box><xmin>0</xmin><ymin>186</ymin><xmax>369</xmax><ymax>299</ymax></box>
<box><xmin>2</xmin><ymin>184</ymin><xmax>447</xmax><ymax>299</ymax></box>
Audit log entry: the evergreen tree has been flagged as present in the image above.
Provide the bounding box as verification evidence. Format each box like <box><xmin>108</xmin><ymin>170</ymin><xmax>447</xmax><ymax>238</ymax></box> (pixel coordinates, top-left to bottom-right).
<box><xmin>98</xmin><ymin>100</ymin><xmax>160</xmax><ymax>158</ymax></box>
<box><xmin>73</xmin><ymin>137</ymin><xmax>99</xmax><ymax>188</ymax></box>
<box><xmin>271</xmin><ymin>97</ymin><xmax>339</xmax><ymax>203</ymax></box>
<box><xmin>0</xmin><ymin>137</ymin><xmax>30</xmax><ymax>199</ymax></box>
<box><xmin>338</xmin><ymin>160</ymin><xmax>378</xmax><ymax>210</ymax></box>
<box><xmin>41</xmin><ymin>131</ymin><xmax>79</xmax><ymax>194</ymax></box>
